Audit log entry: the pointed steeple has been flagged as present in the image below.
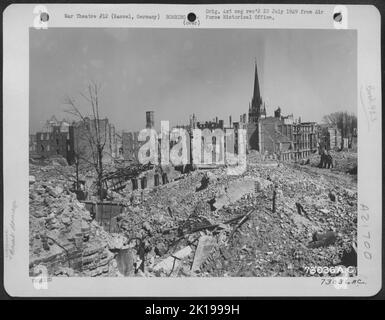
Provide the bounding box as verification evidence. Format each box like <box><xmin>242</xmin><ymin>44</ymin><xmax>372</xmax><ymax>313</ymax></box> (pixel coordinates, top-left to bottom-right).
<box><xmin>252</xmin><ymin>60</ymin><xmax>262</xmax><ymax>109</ymax></box>
<box><xmin>248</xmin><ymin>59</ymin><xmax>263</xmax><ymax>123</ymax></box>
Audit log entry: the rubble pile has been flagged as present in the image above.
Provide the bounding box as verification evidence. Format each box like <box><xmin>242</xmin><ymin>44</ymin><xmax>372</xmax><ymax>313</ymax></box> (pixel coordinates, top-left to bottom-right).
<box><xmin>308</xmin><ymin>150</ymin><xmax>358</xmax><ymax>175</ymax></box>
<box><xmin>29</xmin><ymin>165</ymin><xmax>119</xmax><ymax>277</ymax></box>
<box><xmin>111</xmin><ymin>154</ymin><xmax>357</xmax><ymax>277</ymax></box>
<box><xmin>29</xmin><ymin>149</ymin><xmax>357</xmax><ymax>278</ymax></box>
<box><xmin>30</xmin><ymin>162</ymin><xmax>74</xmax><ymax>189</ymax></box>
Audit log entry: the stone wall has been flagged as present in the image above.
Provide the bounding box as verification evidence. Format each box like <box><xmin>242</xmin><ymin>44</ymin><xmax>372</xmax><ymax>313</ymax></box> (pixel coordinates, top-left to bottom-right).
<box><xmin>328</xmin><ymin>127</ymin><xmax>342</xmax><ymax>150</ymax></box>
<box><xmin>35</xmin><ymin>126</ymin><xmax>74</xmax><ymax>164</ymax></box>
<box><xmin>123</xmin><ymin>166</ymin><xmax>181</xmax><ymax>193</ymax></box>
<box><xmin>246</xmin><ymin>123</ymin><xmax>259</xmax><ymax>151</ymax></box>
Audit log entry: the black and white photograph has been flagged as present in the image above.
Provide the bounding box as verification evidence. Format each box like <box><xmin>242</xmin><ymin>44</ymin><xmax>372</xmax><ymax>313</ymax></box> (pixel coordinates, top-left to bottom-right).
<box><xmin>28</xmin><ymin>27</ymin><xmax>358</xmax><ymax>278</ymax></box>
<box><xmin>2</xmin><ymin>3</ymin><xmax>381</xmax><ymax>297</ymax></box>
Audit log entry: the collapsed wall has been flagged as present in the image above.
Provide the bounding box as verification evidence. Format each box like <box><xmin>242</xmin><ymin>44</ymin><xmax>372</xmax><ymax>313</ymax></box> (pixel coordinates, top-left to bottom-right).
<box><xmin>109</xmin><ymin>165</ymin><xmax>182</xmax><ymax>193</ymax></box>
<box><xmin>29</xmin><ymin>177</ymin><xmax>118</xmax><ymax>277</ymax></box>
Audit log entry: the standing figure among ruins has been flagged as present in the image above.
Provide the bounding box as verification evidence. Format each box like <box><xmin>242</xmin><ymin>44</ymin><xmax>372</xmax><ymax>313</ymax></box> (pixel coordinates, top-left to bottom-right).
<box><xmin>325</xmin><ymin>151</ymin><xmax>334</xmax><ymax>169</ymax></box>
<box><xmin>318</xmin><ymin>150</ymin><xmax>326</xmax><ymax>168</ymax></box>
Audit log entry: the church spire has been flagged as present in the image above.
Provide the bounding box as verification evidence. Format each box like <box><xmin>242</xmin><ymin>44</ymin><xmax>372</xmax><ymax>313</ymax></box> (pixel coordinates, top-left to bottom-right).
<box><xmin>248</xmin><ymin>59</ymin><xmax>263</xmax><ymax>123</ymax></box>
<box><xmin>252</xmin><ymin>60</ymin><xmax>262</xmax><ymax>109</ymax></box>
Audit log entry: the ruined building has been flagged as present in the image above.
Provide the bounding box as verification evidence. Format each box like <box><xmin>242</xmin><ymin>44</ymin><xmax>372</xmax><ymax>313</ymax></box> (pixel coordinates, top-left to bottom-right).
<box><xmin>34</xmin><ymin>116</ymin><xmax>119</xmax><ymax>165</ymax></box>
<box><xmin>246</xmin><ymin>60</ymin><xmax>318</xmax><ymax>160</ymax></box>
<box><xmin>317</xmin><ymin>125</ymin><xmax>343</xmax><ymax>152</ymax></box>
<box><xmin>29</xmin><ymin>134</ymin><xmax>37</xmax><ymax>155</ymax></box>
<box><xmin>122</xmin><ymin>111</ymin><xmax>154</xmax><ymax>162</ymax></box>
<box><xmin>72</xmin><ymin>117</ymin><xmax>118</xmax><ymax>163</ymax></box>
<box><xmin>196</xmin><ymin>117</ymin><xmax>224</xmax><ymax>130</ymax></box>
<box><xmin>35</xmin><ymin>116</ymin><xmax>75</xmax><ymax>164</ymax></box>
<box><xmin>122</xmin><ymin>131</ymin><xmax>141</xmax><ymax>162</ymax></box>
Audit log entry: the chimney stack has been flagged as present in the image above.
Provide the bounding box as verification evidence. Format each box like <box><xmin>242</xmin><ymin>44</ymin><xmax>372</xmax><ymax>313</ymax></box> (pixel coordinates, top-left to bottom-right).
<box><xmin>146</xmin><ymin>111</ymin><xmax>154</xmax><ymax>129</ymax></box>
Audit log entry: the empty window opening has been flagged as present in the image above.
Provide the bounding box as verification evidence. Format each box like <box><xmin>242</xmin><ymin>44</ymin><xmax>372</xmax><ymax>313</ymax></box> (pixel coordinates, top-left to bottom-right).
<box><xmin>141</xmin><ymin>177</ymin><xmax>147</xmax><ymax>189</ymax></box>
<box><xmin>154</xmin><ymin>174</ymin><xmax>159</xmax><ymax>186</ymax></box>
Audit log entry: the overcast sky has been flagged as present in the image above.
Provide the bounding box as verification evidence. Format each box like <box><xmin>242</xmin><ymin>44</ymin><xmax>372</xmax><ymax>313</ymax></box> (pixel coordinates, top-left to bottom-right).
<box><xmin>30</xmin><ymin>28</ymin><xmax>356</xmax><ymax>133</ymax></box>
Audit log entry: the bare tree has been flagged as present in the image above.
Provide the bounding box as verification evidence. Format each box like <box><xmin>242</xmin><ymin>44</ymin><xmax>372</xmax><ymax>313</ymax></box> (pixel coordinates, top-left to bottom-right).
<box><xmin>322</xmin><ymin>111</ymin><xmax>357</xmax><ymax>139</ymax></box>
<box><xmin>65</xmin><ymin>82</ymin><xmax>109</xmax><ymax>201</ymax></box>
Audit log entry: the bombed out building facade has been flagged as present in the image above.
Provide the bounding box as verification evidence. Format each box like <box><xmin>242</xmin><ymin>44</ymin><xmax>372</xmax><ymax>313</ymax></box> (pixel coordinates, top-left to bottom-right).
<box><xmin>33</xmin><ymin>116</ymin><xmax>75</xmax><ymax>164</ymax></box>
<box><xmin>72</xmin><ymin>117</ymin><xmax>119</xmax><ymax>162</ymax></box>
<box><xmin>32</xmin><ymin>116</ymin><xmax>120</xmax><ymax>165</ymax></box>
<box><xmin>121</xmin><ymin>60</ymin><xmax>321</xmax><ymax>164</ymax></box>
<box><xmin>32</xmin><ymin>60</ymin><xmax>343</xmax><ymax>166</ymax></box>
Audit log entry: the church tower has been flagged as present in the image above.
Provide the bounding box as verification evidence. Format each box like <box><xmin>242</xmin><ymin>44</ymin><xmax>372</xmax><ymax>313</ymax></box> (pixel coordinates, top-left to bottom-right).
<box><xmin>248</xmin><ymin>60</ymin><xmax>266</xmax><ymax>123</ymax></box>
<box><xmin>247</xmin><ymin>59</ymin><xmax>265</xmax><ymax>151</ymax></box>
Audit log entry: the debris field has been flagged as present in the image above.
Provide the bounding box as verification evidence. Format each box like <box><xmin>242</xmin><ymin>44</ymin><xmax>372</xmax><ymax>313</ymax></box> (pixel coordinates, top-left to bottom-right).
<box><xmin>29</xmin><ymin>150</ymin><xmax>357</xmax><ymax>277</ymax></box>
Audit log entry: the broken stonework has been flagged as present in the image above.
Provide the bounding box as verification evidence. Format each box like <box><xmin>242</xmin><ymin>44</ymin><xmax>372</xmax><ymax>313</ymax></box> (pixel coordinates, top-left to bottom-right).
<box><xmin>191</xmin><ymin>236</ymin><xmax>217</xmax><ymax>272</ymax></box>
<box><xmin>29</xmin><ymin>147</ymin><xmax>357</xmax><ymax>278</ymax></box>
<box><xmin>107</xmin><ymin>233</ymin><xmax>128</xmax><ymax>251</ymax></box>
<box><xmin>116</xmin><ymin>248</ymin><xmax>135</xmax><ymax>276</ymax></box>
<box><xmin>29</xmin><ymin>165</ymin><xmax>120</xmax><ymax>277</ymax></box>
<box><xmin>210</xmin><ymin>177</ymin><xmax>256</xmax><ymax>210</ymax></box>
<box><xmin>196</xmin><ymin>174</ymin><xmax>210</xmax><ymax>192</ymax></box>
<box><xmin>308</xmin><ymin>231</ymin><xmax>337</xmax><ymax>248</ymax></box>
<box><xmin>153</xmin><ymin>246</ymin><xmax>192</xmax><ymax>274</ymax></box>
